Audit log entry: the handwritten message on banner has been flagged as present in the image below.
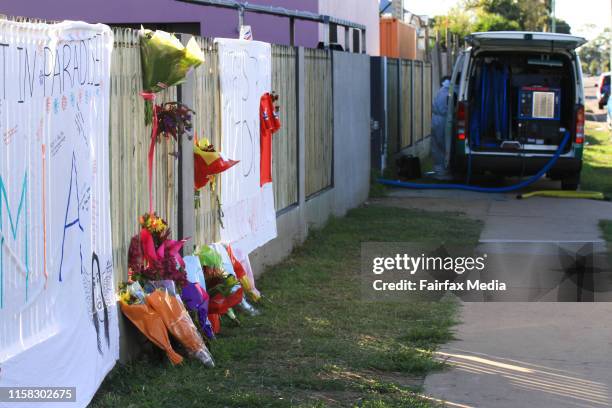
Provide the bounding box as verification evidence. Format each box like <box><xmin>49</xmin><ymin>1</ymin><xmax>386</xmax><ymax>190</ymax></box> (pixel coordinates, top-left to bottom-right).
<box><xmin>0</xmin><ymin>20</ymin><xmax>117</xmax><ymax>407</ymax></box>
<box><xmin>216</xmin><ymin>39</ymin><xmax>277</xmax><ymax>254</ymax></box>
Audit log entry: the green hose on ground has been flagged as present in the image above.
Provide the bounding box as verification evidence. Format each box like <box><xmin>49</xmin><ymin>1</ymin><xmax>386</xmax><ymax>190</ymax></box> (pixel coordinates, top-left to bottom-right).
<box><xmin>516</xmin><ymin>190</ymin><xmax>607</xmax><ymax>200</ymax></box>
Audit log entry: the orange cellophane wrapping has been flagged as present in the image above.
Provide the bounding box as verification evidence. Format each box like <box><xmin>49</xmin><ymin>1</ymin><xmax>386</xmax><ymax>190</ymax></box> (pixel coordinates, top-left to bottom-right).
<box><xmin>146</xmin><ymin>290</ymin><xmax>206</xmax><ymax>354</ymax></box>
<box><xmin>119</xmin><ymin>302</ymin><xmax>183</xmax><ymax>365</ymax></box>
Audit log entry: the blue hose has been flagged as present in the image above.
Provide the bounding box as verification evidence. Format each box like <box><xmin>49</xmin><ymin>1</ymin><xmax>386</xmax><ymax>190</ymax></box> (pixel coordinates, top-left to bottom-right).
<box><xmin>379</xmin><ymin>131</ymin><xmax>571</xmax><ymax>193</ymax></box>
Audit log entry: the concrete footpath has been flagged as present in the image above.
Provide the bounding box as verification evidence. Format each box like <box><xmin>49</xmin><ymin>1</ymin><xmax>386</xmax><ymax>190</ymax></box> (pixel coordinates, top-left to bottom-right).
<box><xmin>375</xmin><ymin>188</ymin><xmax>612</xmax><ymax>408</ymax></box>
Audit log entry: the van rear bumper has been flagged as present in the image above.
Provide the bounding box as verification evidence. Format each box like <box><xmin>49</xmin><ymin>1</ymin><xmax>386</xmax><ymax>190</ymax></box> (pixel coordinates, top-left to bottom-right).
<box><xmin>456</xmin><ymin>154</ymin><xmax>582</xmax><ymax>178</ymax></box>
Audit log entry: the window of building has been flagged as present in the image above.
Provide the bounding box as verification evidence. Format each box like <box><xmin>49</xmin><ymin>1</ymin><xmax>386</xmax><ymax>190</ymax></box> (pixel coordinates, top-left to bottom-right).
<box><xmin>352</xmin><ymin>29</ymin><xmax>361</xmax><ymax>53</ymax></box>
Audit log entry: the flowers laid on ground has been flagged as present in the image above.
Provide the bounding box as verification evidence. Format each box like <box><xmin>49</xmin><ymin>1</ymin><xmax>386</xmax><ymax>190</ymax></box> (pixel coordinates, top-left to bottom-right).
<box><xmin>119</xmin><ymin>214</ymin><xmax>263</xmax><ymax>367</ymax></box>
<box><xmin>209</xmin><ymin>243</ymin><xmax>260</xmax><ymax>316</ymax></box>
<box><xmin>226</xmin><ymin>245</ymin><xmax>261</xmax><ymax>302</ymax></box>
<box><xmin>118</xmin><ymin>282</ymin><xmax>184</xmax><ymax>365</ymax></box>
<box><xmin>145</xmin><ymin>281</ymin><xmax>214</xmax><ymax>367</ymax></box>
<box><xmin>182</xmin><ymin>254</ymin><xmax>216</xmax><ymax>340</ymax></box>
<box><xmin>128</xmin><ymin>213</ymin><xmax>188</xmax><ymax>288</ymax></box>
<box><xmin>122</xmin><ymin>26</ymin><xmax>260</xmax><ymax>370</ymax></box>
<box><xmin>195</xmin><ymin>244</ymin><xmax>244</xmax><ymax>334</ymax></box>
<box><xmin>182</xmin><ymin>279</ymin><xmax>215</xmax><ymax>340</ymax></box>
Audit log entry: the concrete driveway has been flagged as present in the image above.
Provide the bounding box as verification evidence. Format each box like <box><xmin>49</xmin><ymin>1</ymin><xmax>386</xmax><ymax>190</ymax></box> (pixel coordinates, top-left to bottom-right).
<box><xmin>375</xmin><ymin>187</ymin><xmax>612</xmax><ymax>408</ymax></box>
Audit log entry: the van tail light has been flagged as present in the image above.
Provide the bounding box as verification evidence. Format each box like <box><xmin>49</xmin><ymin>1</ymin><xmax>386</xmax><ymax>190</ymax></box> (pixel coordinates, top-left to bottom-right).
<box><xmin>575</xmin><ymin>105</ymin><xmax>584</xmax><ymax>145</ymax></box>
<box><xmin>456</xmin><ymin>101</ymin><xmax>467</xmax><ymax>141</ymax></box>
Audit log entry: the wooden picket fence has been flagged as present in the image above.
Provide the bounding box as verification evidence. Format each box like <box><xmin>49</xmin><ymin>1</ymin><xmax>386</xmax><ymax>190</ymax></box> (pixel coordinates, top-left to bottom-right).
<box><xmin>387</xmin><ymin>59</ymin><xmax>433</xmax><ymax>153</ymax></box>
<box><xmin>188</xmin><ymin>40</ymin><xmax>302</xmax><ymax>246</ymax></box>
<box><xmin>190</xmin><ymin>36</ymin><xmax>222</xmax><ymax>246</ymax></box>
<box><xmin>108</xmin><ymin>29</ymin><xmax>310</xmax><ymax>278</ymax></box>
<box><xmin>271</xmin><ymin>45</ymin><xmax>299</xmax><ymax>210</ymax></box>
<box><xmin>106</xmin><ymin>23</ymin><xmax>446</xmax><ymax>286</ymax></box>
<box><xmin>304</xmin><ymin>48</ymin><xmax>334</xmax><ymax>197</ymax></box>
<box><xmin>106</xmin><ymin>27</ymin><xmax>432</xmax><ymax>282</ymax></box>
<box><xmin>108</xmin><ymin>28</ymin><xmax>179</xmax><ymax>284</ymax></box>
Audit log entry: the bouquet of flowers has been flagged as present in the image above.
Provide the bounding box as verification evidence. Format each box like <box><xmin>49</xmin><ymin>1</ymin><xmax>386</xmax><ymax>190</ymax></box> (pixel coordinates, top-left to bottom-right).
<box><xmin>195</xmin><ymin>244</ymin><xmax>223</xmax><ymax>273</ymax></box>
<box><xmin>139</xmin><ymin>28</ymin><xmax>205</xmax><ymax>124</ymax></box>
<box><xmin>140</xmin><ymin>29</ymin><xmax>204</xmax><ymax>93</ymax></box>
<box><xmin>226</xmin><ymin>244</ymin><xmax>261</xmax><ymax>303</ymax></box>
<box><xmin>195</xmin><ymin>245</ymin><xmax>243</xmax><ymax>334</ymax></box>
<box><xmin>182</xmin><ymin>282</ymin><xmax>215</xmax><ymax>340</ymax></box>
<box><xmin>155</xmin><ymin>102</ymin><xmax>194</xmax><ymax>143</ymax></box>
<box><xmin>193</xmin><ymin>137</ymin><xmax>239</xmax><ymax>190</ymax></box>
<box><xmin>118</xmin><ymin>282</ymin><xmax>183</xmax><ymax>365</ymax></box>
<box><xmin>128</xmin><ymin>213</ymin><xmax>188</xmax><ymax>288</ymax></box>
<box><xmin>145</xmin><ymin>281</ymin><xmax>214</xmax><ymax>367</ymax></box>
<box><xmin>139</xmin><ymin>28</ymin><xmax>204</xmax><ymax>212</ymax></box>
<box><xmin>209</xmin><ymin>243</ymin><xmax>259</xmax><ymax>317</ymax></box>
<box><xmin>182</xmin><ymin>255</ymin><xmax>215</xmax><ymax>340</ymax></box>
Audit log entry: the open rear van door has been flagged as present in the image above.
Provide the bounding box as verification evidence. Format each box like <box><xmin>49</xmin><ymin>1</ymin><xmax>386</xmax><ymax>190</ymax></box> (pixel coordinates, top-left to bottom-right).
<box><xmin>465</xmin><ymin>32</ymin><xmax>586</xmax><ymax>52</ymax></box>
<box><xmin>444</xmin><ymin>51</ymin><xmax>467</xmax><ymax>169</ymax></box>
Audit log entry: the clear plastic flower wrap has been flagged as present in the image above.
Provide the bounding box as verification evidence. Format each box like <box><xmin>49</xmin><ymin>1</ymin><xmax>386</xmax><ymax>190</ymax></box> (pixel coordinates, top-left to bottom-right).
<box><xmin>139</xmin><ymin>29</ymin><xmax>204</xmax><ymax>94</ymax></box>
<box><xmin>236</xmin><ymin>298</ymin><xmax>260</xmax><ymax>317</ymax></box>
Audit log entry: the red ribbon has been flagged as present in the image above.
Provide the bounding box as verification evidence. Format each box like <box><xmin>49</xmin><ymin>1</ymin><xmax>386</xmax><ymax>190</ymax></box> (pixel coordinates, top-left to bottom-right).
<box><xmin>141</xmin><ymin>92</ymin><xmax>158</xmax><ymax>214</ymax></box>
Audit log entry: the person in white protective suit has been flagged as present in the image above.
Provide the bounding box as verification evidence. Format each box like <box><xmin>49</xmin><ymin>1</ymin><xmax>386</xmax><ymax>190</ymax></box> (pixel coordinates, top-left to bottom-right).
<box><xmin>429</xmin><ymin>76</ymin><xmax>453</xmax><ymax>180</ymax></box>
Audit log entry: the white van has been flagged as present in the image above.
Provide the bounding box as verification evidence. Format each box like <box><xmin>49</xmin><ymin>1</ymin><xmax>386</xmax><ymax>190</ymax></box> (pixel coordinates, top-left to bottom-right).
<box><xmin>448</xmin><ymin>32</ymin><xmax>587</xmax><ymax>190</ymax></box>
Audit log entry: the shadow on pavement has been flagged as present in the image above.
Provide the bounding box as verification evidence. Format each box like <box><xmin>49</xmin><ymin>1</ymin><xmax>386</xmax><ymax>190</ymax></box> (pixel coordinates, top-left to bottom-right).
<box><xmin>433</xmin><ymin>348</ymin><xmax>611</xmax><ymax>407</ymax></box>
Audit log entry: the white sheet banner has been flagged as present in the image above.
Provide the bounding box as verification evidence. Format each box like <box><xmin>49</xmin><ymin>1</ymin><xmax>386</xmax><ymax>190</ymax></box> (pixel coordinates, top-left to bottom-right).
<box><xmin>216</xmin><ymin>39</ymin><xmax>277</xmax><ymax>254</ymax></box>
<box><xmin>0</xmin><ymin>20</ymin><xmax>117</xmax><ymax>407</ymax></box>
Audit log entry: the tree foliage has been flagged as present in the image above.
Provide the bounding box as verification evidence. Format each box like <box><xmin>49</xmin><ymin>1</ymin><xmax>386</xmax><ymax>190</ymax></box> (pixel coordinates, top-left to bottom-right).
<box><xmin>579</xmin><ymin>29</ymin><xmax>611</xmax><ymax>75</ymax></box>
<box><xmin>432</xmin><ymin>0</ymin><xmax>571</xmax><ymax>42</ymax></box>
<box><xmin>472</xmin><ymin>10</ymin><xmax>520</xmax><ymax>32</ymax></box>
<box><xmin>430</xmin><ymin>7</ymin><xmax>474</xmax><ymax>43</ymax></box>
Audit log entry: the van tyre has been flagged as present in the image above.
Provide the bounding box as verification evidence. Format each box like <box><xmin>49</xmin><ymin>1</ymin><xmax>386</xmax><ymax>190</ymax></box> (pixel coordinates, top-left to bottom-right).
<box><xmin>561</xmin><ymin>173</ymin><xmax>580</xmax><ymax>191</ymax></box>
